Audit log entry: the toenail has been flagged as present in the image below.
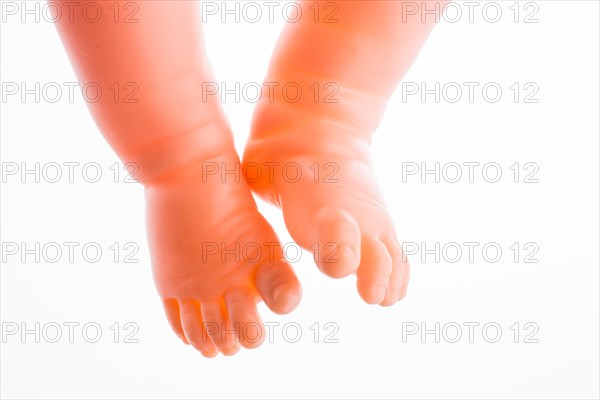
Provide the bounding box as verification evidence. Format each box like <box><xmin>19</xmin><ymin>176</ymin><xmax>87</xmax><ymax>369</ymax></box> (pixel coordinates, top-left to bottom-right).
<box><xmin>271</xmin><ymin>285</ymin><xmax>284</xmax><ymax>303</ymax></box>
<box><xmin>341</xmin><ymin>246</ymin><xmax>356</xmax><ymax>263</ymax></box>
<box><xmin>375</xmin><ymin>284</ymin><xmax>387</xmax><ymax>299</ymax></box>
<box><xmin>398</xmin><ymin>286</ymin><xmax>408</xmax><ymax>299</ymax></box>
<box><xmin>202</xmin><ymin>350</ymin><xmax>217</xmax><ymax>358</ymax></box>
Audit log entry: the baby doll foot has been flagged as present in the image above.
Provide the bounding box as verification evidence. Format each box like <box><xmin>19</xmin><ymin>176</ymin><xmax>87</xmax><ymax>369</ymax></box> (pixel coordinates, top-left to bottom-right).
<box><xmin>243</xmin><ymin>123</ymin><xmax>408</xmax><ymax>307</ymax></box>
<box><xmin>145</xmin><ymin>151</ymin><xmax>301</xmax><ymax>356</ymax></box>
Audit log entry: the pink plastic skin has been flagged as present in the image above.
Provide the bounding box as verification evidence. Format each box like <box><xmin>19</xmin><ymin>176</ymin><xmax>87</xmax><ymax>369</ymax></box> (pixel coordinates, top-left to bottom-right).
<box><xmin>51</xmin><ymin>0</ymin><xmax>443</xmax><ymax>356</ymax></box>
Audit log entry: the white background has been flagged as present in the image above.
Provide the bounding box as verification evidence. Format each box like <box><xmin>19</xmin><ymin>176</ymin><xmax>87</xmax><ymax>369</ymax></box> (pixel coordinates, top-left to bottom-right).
<box><xmin>1</xmin><ymin>1</ymin><xmax>599</xmax><ymax>399</ymax></box>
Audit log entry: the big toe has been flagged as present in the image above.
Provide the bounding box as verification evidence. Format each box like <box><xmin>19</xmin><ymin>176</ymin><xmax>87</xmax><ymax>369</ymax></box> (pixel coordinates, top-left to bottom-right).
<box><xmin>255</xmin><ymin>260</ymin><xmax>302</xmax><ymax>314</ymax></box>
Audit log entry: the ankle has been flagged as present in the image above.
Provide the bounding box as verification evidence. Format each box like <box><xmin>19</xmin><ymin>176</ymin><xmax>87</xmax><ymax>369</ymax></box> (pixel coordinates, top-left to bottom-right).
<box><xmin>127</xmin><ymin>122</ymin><xmax>237</xmax><ymax>187</ymax></box>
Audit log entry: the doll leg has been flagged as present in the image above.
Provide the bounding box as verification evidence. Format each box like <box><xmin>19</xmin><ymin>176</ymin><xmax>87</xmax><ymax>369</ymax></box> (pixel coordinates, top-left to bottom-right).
<box><xmin>52</xmin><ymin>0</ymin><xmax>301</xmax><ymax>356</ymax></box>
<box><xmin>243</xmin><ymin>0</ymin><xmax>444</xmax><ymax>305</ymax></box>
